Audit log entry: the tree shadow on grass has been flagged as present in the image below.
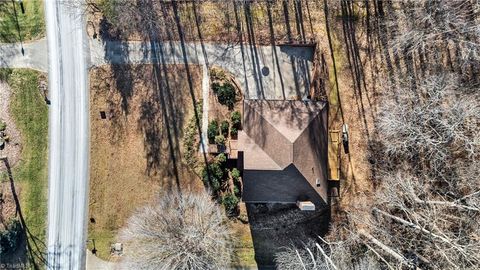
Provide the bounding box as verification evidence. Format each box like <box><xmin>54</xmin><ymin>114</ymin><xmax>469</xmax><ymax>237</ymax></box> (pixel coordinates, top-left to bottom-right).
<box><xmin>170</xmin><ymin>0</ymin><xmax>213</xmax><ymax>191</ymax></box>
<box><xmin>0</xmin><ymin>157</ymin><xmax>46</xmax><ymax>270</ymax></box>
<box><xmin>339</xmin><ymin>1</ymin><xmax>375</xmax><ymax>140</ymax></box>
<box><xmin>118</xmin><ymin>0</ymin><xmax>209</xmax><ymax>193</ymax></box>
<box><xmin>97</xmin><ymin>16</ymin><xmax>143</xmax><ymax>150</ymax></box>
<box><xmin>91</xmin><ymin>1</ymin><xmax>210</xmax><ymax>193</ymax></box>
<box><xmin>0</xmin><ymin>2</ymin><xmax>22</xmax><ymax>43</ymax></box>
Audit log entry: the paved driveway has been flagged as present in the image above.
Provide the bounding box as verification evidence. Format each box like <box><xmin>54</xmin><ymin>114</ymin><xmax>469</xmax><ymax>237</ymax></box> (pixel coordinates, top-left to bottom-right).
<box><xmin>89</xmin><ymin>39</ymin><xmax>315</xmax><ymax>100</ymax></box>
<box><xmin>1</xmin><ymin>39</ymin><xmax>314</xmax><ymax>100</ymax></box>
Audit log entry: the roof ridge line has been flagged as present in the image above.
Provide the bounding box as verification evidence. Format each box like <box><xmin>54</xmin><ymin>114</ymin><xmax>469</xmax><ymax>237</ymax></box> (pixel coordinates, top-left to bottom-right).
<box><xmin>246</xmin><ymin>100</ymin><xmax>294</xmax><ymax>144</ymax></box>
<box><xmin>292</xmin><ymin>102</ymin><xmax>326</xmax><ymax>143</ymax></box>
<box><xmin>241</xmin><ymin>131</ymin><xmax>284</xmax><ymax>170</ymax></box>
<box><xmin>248</xmin><ymin>100</ymin><xmax>325</xmax><ymax>143</ymax></box>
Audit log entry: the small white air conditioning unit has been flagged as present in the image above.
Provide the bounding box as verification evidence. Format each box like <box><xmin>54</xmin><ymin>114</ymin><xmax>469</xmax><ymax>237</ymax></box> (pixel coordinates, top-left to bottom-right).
<box><xmin>297</xmin><ymin>201</ymin><xmax>315</xmax><ymax>211</ymax></box>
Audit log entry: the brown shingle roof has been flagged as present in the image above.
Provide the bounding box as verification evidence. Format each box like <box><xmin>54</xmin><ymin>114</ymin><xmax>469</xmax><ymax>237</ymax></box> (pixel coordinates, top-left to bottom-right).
<box><xmin>238</xmin><ymin>131</ymin><xmax>282</xmax><ymax>170</ymax></box>
<box><xmin>241</xmin><ymin>100</ymin><xmax>329</xmax><ymax>202</ymax></box>
<box><xmin>244</xmin><ymin>100</ymin><xmax>325</xmax><ymax>142</ymax></box>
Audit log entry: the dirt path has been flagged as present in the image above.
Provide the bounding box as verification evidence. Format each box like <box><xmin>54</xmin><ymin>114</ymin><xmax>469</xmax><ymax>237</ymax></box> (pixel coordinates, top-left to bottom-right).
<box><xmin>86</xmin><ymin>250</ymin><xmax>117</xmax><ymax>270</ymax></box>
<box><xmin>0</xmin><ymin>81</ymin><xmax>22</xmax><ymax>171</ymax></box>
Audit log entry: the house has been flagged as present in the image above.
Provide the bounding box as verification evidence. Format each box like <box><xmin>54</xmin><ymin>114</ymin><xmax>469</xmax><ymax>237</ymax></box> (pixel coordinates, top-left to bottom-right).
<box><xmin>238</xmin><ymin>99</ymin><xmax>329</xmax><ymax>207</ymax></box>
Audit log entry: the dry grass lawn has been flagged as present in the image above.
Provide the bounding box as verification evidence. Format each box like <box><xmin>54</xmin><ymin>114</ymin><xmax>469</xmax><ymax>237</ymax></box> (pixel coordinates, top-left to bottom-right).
<box><xmin>88</xmin><ymin>64</ymin><xmax>204</xmax><ymax>259</ymax></box>
<box><xmin>321</xmin><ymin>3</ymin><xmax>380</xmax><ymax>216</ymax></box>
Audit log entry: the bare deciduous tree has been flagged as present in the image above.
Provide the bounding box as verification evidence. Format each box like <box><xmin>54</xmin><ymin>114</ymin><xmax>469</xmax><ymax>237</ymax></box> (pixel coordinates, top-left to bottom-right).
<box><xmin>275</xmin><ymin>236</ymin><xmax>381</xmax><ymax>270</ymax></box>
<box><xmin>388</xmin><ymin>0</ymin><xmax>480</xmax><ymax>75</ymax></box>
<box><xmin>322</xmin><ymin>70</ymin><xmax>479</xmax><ymax>269</ymax></box>
<box><xmin>120</xmin><ymin>191</ymin><xmax>232</xmax><ymax>270</ymax></box>
<box><xmin>362</xmin><ymin>168</ymin><xmax>480</xmax><ymax>269</ymax></box>
<box><xmin>377</xmin><ymin>73</ymin><xmax>479</xmax><ymax>179</ymax></box>
<box><xmin>354</xmin><ymin>69</ymin><xmax>480</xmax><ymax>268</ymax></box>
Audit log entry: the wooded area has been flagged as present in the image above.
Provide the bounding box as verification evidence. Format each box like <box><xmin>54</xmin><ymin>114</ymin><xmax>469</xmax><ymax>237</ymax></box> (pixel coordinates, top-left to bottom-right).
<box><xmin>79</xmin><ymin>0</ymin><xmax>479</xmax><ymax>269</ymax></box>
<box><xmin>275</xmin><ymin>1</ymin><xmax>479</xmax><ymax>269</ymax></box>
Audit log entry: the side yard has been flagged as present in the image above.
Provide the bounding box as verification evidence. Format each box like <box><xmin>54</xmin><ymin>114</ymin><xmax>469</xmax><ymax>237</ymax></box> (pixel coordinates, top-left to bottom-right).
<box><xmin>203</xmin><ymin>67</ymin><xmax>260</xmax><ymax>268</ymax></box>
<box><xmin>88</xmin><ymin>64</ymin><xmax>205</xmax><ymax>260</ymax></box>
<box><xmin>89</xmin><ymin>63</ymin><xmax>257</xmax><ymax>268</ymax></box>
<box><xmin>0</xmin><ymin>69</ymin><xmax>49</xmax><ymax>267</ymax></box>
<box><xmin>323</xmin><ymin>2</ymin><xmax>378</xmax><ymax>209</ymax></box>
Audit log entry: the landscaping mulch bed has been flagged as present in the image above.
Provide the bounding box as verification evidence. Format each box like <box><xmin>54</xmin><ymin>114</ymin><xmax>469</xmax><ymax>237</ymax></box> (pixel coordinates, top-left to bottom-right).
<box><xmin>0</xmin><ymin>82</ymin><xmax>22</xmax><ymax>171</ymax></box>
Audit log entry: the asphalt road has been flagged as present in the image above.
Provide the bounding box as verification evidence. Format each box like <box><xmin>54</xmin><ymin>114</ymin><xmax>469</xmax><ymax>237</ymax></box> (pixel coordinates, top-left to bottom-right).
<box><xmin>44</xmin><ymin>1</ymin><xmax>90</xmax><ymax>269</ymax></box>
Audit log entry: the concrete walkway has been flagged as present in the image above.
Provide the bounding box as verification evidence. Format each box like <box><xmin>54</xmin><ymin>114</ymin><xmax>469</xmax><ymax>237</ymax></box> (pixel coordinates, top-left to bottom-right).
<box><xmin>1</xmin><ymin>38</ymin><xmax>314</xmax><ymax>100</ymax></box>
<box><xmin>201</xmin><ymin>63</ymin><xmax>210</xmax><ymax>152</ymax></box>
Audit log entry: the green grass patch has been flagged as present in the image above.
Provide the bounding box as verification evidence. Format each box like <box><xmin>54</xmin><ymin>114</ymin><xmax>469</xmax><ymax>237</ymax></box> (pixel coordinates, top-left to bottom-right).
<box><xmin>327</xmin><ymin>26</ymin><xmax>345</xmax><ymax>122</ymax></box>
<box><xmin>0</xmin><ymin>0</ymin><xmax>45</xmax><ymax>43</ymax></box>
<box><xmin>87</xmin><ymin>229</ymin><xmax>116</xmax><ymax>260</ymax></box>
<box><xmin>231</xmin><ymin>223</ymin><xmax>256</xmax><ymax>268</ymax></box>
<box><xmin>233</xmin><ymin>246</ymin><xmax>256</xmax><ymax>268</ymax></box>
<box><xmin>328</xmin><ymin>32</ymin><xmax>342</xmax><ymax>105</ymax></box>
<box><xmin>6</xmin><ymin>69</ymin><xmax>48</xmax><ymax>263</ymax></box>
